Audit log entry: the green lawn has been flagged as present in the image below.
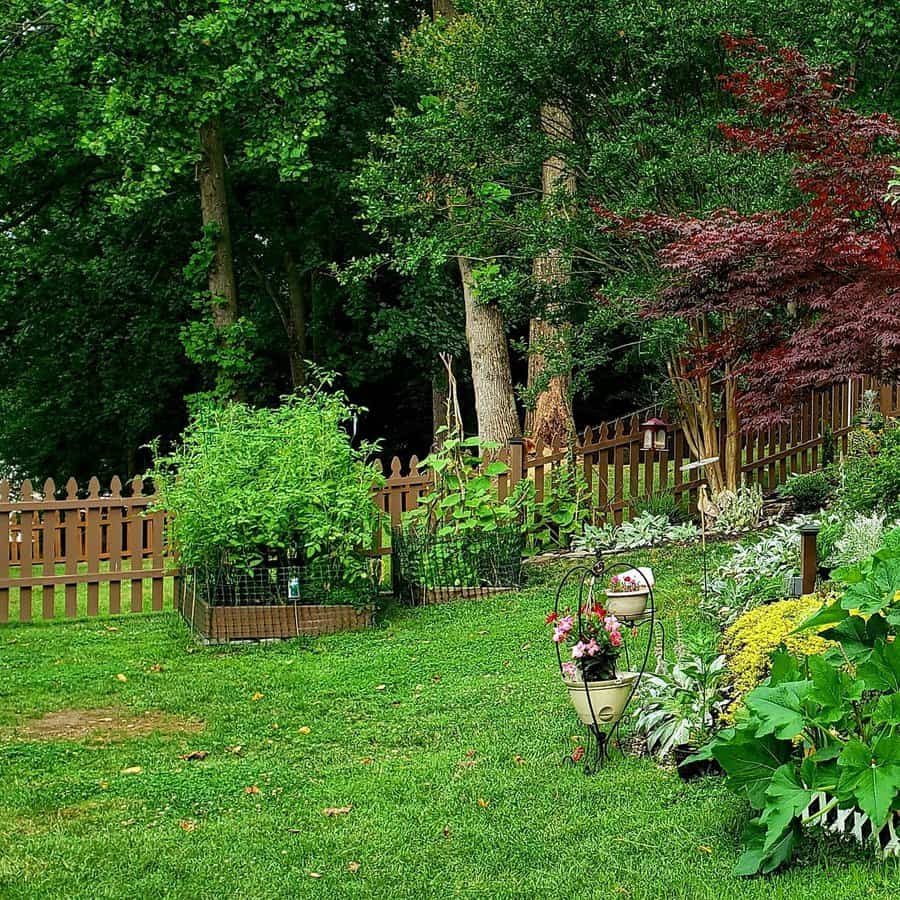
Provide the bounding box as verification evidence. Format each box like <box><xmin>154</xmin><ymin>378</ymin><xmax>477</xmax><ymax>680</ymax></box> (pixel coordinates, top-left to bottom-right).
<box><xmin>0</xmin><ymin>543</ymin><xmax>896</xmax><ymax>899</ymax></box>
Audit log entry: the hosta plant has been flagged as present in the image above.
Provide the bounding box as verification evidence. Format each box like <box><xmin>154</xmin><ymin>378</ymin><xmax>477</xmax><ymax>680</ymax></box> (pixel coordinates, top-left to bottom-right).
<box><xmin>633</xmin><ymin>651</ymin><xmax>728</xmax><ymax>761</ymax></box>
<box><xmin>700</xmin><ymin>545</ymin><xmax>900</xmax><ymax>875</ymax></box>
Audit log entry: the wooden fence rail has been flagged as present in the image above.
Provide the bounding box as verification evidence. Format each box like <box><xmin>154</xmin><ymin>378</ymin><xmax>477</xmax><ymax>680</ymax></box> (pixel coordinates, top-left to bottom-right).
<box><xmin>0</xmin><ymin>376</ymin><xmax>893</xmax><ymax>623</ymax></box>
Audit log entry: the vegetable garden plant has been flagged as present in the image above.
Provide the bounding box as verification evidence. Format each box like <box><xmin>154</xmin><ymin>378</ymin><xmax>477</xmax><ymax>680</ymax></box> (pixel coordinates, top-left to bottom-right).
<box><xmin>150</xmin><ymin>377</ymin><xmax>382</xmax><ymax>602</ymax></box>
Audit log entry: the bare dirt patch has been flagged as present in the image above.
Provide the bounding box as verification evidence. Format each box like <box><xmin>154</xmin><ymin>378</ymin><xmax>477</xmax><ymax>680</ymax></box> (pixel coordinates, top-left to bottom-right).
<box><xmin>14</xmin><ymin>707</ymin><xmax>203</xmax><ymax>742</ymax></box>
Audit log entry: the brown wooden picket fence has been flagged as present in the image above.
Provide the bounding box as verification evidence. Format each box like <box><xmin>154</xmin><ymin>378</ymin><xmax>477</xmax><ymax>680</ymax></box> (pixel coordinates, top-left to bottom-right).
<box><xmin>370</xmin><ymin>377</ymin><xmax>898</xmax><ymax>555</ymax></box>
<box><xmin>0</xmin><ymin>476</ymin><xmax>175</xmax><ymax>624</ymax></box>
<box><xmin>0</xmin><ymin>376</ymin><xmax>894</xmax><ymax>623</ymax></box>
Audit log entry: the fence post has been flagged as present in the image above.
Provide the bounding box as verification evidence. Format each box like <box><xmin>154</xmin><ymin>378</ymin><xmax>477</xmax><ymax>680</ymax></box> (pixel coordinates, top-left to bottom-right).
<box><xmin>799</xmin><ymin>523</ymin><xmax>820</xmax><ymax>595</ymax></box>
<box><xmin>508</xmin><ymin>438</ymin><xmax>525</xmax><ymax>489</ymax></box>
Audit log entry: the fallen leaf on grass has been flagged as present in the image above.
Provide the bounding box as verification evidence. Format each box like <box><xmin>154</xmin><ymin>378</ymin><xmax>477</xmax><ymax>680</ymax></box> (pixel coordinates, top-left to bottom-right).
<box><xmin>309</xmin><ymin>873</ymin><xmax>322</xmax><ymax>879</ymax></box>
<box><xmin>571</xmin><ymin>747</ymin><xmax>585</xmax><ymax>763</ymax></box>
<box><xmin>251</xmin><ymin>692</ymin><xmax>264</xmax><ymax>701</ymax></box>
<box><xmin>375</xmin><ymin>684</ymin><xmax>386</xmax><ymax>691</ymax></box>
<box><xmin>227</xmin><ymin>745</ymin><xmax>243</xmax><ymax>755</ymax></box>
<box><xmin>697</xmin><ymin>845</ymin><xmax>712</xmax><ymax>854</ymax></box>
<box><xmin>148</xmin><ymin>663</ymin><xmax>164</xmax><ymax>673</ymax></box>
<box><xmin>347</xmin><ymin>862</ymin><xmax>360</xmax><ymax>874</ymax></box>
<box><xmin>358</xmin><ymin>757</ymin><xmax>373</xmax><ymax>765</ymax></box>
<box><xmin>116</xmin><ymin>673</ymin><xmax>128</xmax><ymax>683</ymax></box>
<box><xmin>180</xmin><ymin>750</ymin><xmax>209</xmax><ymax>761</ymax></box>
<box><xmin>465</xmin><ymin>749</ymin><xmax>476</xmax><ymax>758</ymax></box>
<box><xmin>442</xmin><ymin>825</ymin><xmax>452</xmax><ymax>839</ymax></box>
<box><xmin>244</xmin><ymin>785</ymin><xmax>261</xmax><ymax>795</ymax></box>
<box><xmin>323</xmin><ymin>805</ymin><xmax>352</xmax><ymax>817</ymax></box>
<box><xmin>179</xmin><ymin>820</ymin><xmax>197</xmax><ymax>832</ymax></box>
<box><xmin>476</xmin><ymin>798</ymin><xmax>489</xmax><ymax>809</ymax></box>
<box><xmin>513</xmin><ymin>754</ymin><xmax>526</xmax><ymax>765</ymax></box>
<box><xmin>120</xmin><ymin>766</ymin><xmax>143</xmax><ymax>775</ymax></box>
<box><xmin>298</xmin><ymin>726</ymin><xmax>311</xmax><ymax>735</ymax></box>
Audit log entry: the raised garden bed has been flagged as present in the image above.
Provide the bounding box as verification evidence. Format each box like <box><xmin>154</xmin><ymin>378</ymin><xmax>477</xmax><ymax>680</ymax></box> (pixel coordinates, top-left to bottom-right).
<box><xmin>179</xmin><ymin>592</ymin><xmax>373</xmax><ymax>643</ymax></box>
<box><xmin>392</xmin><ymin>526</ymin><xmax>523</xmax><ymax>606</ymax></box>
<box><xmin>179</xmin><ymin>557</ymin><xmax>376</xmax><ymax>643</ymax></box>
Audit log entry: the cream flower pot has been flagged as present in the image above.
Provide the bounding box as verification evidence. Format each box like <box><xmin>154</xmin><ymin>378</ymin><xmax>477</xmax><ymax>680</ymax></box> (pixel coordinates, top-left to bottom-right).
<box><xmin>563</xmin><ymin>671</ymin><xmax>638</xmax><ymax>725</ymax></box>
<box><xmin>605</xmin><ymin>588</ymin><xmax>649</xmax><ymax>618</ymax></box>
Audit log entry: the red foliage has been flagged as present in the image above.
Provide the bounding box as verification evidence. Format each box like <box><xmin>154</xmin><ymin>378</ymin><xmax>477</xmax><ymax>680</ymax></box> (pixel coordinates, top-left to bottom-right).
<box><xmin>596</xmin><ymin>37</ymin><xmax>900</xmax><ymax>425</ymax></box>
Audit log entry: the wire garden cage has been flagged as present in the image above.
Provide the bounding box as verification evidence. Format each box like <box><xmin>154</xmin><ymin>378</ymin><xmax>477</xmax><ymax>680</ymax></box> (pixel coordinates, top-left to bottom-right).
<box><xmin>180</xmin><ymin>551</ymin><xmax>378</xmax><ymax>643</ymax></box>
<box><xmin>391</xmin><ymin>525</ymin><xmax>523</xmax><ymax>605</ymax></box>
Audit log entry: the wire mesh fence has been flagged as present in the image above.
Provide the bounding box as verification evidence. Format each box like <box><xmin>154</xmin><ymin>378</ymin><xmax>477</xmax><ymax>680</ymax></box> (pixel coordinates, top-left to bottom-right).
<box><xmin>392</xmin><ymin>526</ymin><xmax>523</xmax><ymax>605</ymax></box>
<box><xmin>180</xmin><ymin>552</ymin><xmax>378</xmax><ymax>643</ymax></box>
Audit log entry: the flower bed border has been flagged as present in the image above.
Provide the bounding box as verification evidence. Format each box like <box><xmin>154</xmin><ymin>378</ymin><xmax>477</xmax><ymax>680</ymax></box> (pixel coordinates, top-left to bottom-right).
<box><xmin>803</xmin><ymin>791</ymin><xmax>900</xmax><ymax>859</ymax></box>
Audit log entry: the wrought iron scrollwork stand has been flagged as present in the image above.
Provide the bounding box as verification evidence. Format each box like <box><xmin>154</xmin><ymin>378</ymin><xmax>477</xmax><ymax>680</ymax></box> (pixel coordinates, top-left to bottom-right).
<box><xmin>553</xmin><ymin>549</ymin><xmax>665</xmax><ymax>774</ymax></box>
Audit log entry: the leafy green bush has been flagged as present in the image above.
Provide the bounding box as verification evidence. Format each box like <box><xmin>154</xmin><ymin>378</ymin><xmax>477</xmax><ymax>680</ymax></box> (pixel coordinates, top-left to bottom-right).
<box><xmin>710</xmin><ymin>484</ymin><xmax>763</xmax><ymax>532</ymax></box>
<box><xmin>525</xmin><ymin>464</ymin><xmax>591</xmax><ymax>552</ymax></box>
<box><xmin>572</xmin><ymin>512</ymin><xmax>699</xmax><ymax>553</ymax></box>
<box><xmin>632</xmin><ymin>647</ymin><xmax>728</xmax><ymax>760</ymax></box>
<box><xmin>701</xmin><ymin>547</ymin><xmax>900</xmax><ymax>876</ymax></box>
<box><xmin>630</xmin><ymin>490</ymin><xmax>687</xmax><ymax>524</ymax></box>
<box><xmin>150</xmin><ymin>384</ymin><xmax>382</xmax><ymax>587</ymax></box>
<box><xmin>403</xmin><ymin>432</ymin><xmax>526</xmax><ymax>537</ymax></box>
<box><xmin>841</xmin><ymin>424</ymin><xmax>900</xmax><ymax>515</ymax></box>
<box><xmin>701</xmin><ymin>524</ymin><xmax>801</xmax><ymax>624</ymax></box>
<box><xmin>826</xmin><ymin>511</ymin><xmax>899</xmax><ymax>569</ymax></box>
<box><xmin>777</xmin><ymin>470</ymin><xmax>835</xmax><ymax>513</ymax></box>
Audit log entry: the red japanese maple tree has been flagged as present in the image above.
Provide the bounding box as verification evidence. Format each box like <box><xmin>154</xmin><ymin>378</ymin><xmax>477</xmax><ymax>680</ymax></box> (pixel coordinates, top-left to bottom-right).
<box><xmin>600</xmin><ymin>36</ymin><xmax>900</xmax><ymax>427</ymax></box>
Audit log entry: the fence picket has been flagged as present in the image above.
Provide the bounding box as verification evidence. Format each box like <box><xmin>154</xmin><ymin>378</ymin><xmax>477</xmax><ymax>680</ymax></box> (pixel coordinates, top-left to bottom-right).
<box><xmin>42</xmin><ymin>479</ymin><xmax>57</xmax><ymax>619</ymax></box>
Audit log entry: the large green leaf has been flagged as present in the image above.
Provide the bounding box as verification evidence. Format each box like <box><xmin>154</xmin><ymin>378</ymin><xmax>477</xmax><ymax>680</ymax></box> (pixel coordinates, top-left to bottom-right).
<box><xmin>761</xmin><ymin>764</ymin><xmax>814</xmax><ymax>844</ymax></box>
<box><xmin>733</xmin><ymin>818</ymin><xmax>800</xmax><ymax>876</ymax></box>
<box><xmin>820</xmin><ymin>614</ymin><xmax>888</xmax><ymax>662</ymax></box>
<box><xmin>793</xmin><ymin>600</ymin><xmax>847</xmax><ymax>633</ymax></box>
<box><xmin>840</xmin><ymin>556</ymin><xmax>900</xmax><ymax>615</ymax></box>
<box><xmin>807</xmin><ymin>655</ymin><xmax>862</xmax><ymax>724</ymax></box>
<box><xmin>856</xmin><ymin>639</ymin><xmax>900</xmax><ymax>693</ymax></box>
<box><xmin>712</xmin><ymin>727</ymin><xmax>792</xmax><ymax>809</ymax></box>
<box><xmin>745</xmin><ymin>683</ymin><xmax>807</xmax><ymax>741</ymax></box>
<box><xmin>837</xmin><ymin>736</ymin><xmax>900</xmax><ymax>827</ymax></box>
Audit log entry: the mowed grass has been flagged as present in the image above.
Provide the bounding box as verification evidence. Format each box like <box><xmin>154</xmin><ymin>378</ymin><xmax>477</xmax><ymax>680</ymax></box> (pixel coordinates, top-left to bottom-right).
<box><xmin>0</xmin><ymin>543</ymin><xmax>896</xmax><ymax>900</ymax></box>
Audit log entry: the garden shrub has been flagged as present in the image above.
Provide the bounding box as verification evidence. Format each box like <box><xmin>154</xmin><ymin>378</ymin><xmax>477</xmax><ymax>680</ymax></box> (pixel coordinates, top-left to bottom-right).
<box><xmin>826</xmin><ymin>511</ymin><xmax>899</xmax><ymax>569</ymax></box>
<box><xmin>702</xmin><ymin>523</ymin><xmax>801</xmax><ymax>624</ymax></box>
<box><xmin>777</xmin><ymin>470</ymin><xmax>834</xmax><ymax>512</ymax></box>
<box><xmin>629</xmin><ymin>490</ymin><xmax>687</xmax><ymax>524</ymax></box>
<box><xmin>572</xmin><ymin>511</ymin><xmax>698</xmax><ymax>553</ymax></box>
<box><xmin>721</xmin><ymin>597</ymin><xmax>830</xmax><ymax>715</ymax></box>
<box><xmin>710</xmin><ymin>484</ymin><xmax>763</xmax><ymax>532</ymax></box>
<box><xmin>704</xmin><ymin>546</ymin><xmax>900</xmax><ymax>876</ymax></box>
<box><xmin>150</xmin><ymin>382</ymin><xmax>382</xmax><ymax>588</ymax></box>
<box><xmin>841</xmin><ymin>424</ymin><xmax>900</xmax><ymax>515</ymax></box>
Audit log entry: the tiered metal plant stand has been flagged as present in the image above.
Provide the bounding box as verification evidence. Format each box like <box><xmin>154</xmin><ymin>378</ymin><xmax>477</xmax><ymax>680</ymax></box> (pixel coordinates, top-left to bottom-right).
<box><xmin>553</xmin><ymin>550</ymin><xmax>664</xmax><ymax>774</ymax></box>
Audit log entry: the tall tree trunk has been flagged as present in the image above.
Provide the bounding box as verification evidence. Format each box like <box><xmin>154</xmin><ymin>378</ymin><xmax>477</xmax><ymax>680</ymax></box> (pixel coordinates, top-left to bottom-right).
<box><xmin>668</xmin><ymin>347</ymin><xmax>727</xmax><ymax>495</ymax></box>
<box><xmin>459</xmin><ymin>257</ymin><xmax>521</xmax><ymax>444</ymax></box>
<box><xmin>282</xmin><ymin>250</ymin><xmax>308</xmax><ymax>388</ymax></box>
<box><xmin>198</xmin><ymin>116</ymin><xmax>237</xmax><ymax>329</ymax></box>
<box><xmin>432</xmin><ymin>0</ymin><xmax>456</xmax><ymax>18</ymax></box>
<box><xmin>526</xmin><ymin>101</ymin><xmax>575</xmax><ymax>444</ymax></box>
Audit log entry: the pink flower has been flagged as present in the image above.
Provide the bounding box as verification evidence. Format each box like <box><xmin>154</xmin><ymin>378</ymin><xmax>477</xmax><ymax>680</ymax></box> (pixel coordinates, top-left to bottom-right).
<box><xmin>571</xmin><ymin>641</ymin><xmax>587</xmax><ymax>659</ymax></box>
<box><xmin>552</xmin><ymin>615</ymin><xmax>574</xmax><ymax>643</ymax></box>
<box><xmin>561</xmin><ymin>661</ymin><xmax>577</xmax><ymax>678</ymax></box>
<box><xmin>604</xmin><ymin>615</ymin><xmax>620</xmax><ymax>632</ymax></box>
<box><xmin>609</xmin><ymin>630</ymin><xmax>623</xmax><ymax>647</ymax></box>
<box><xmin>584</xmin><ymin>638</ymin><xmax>601</xmax><ymax>657</ymax></box>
